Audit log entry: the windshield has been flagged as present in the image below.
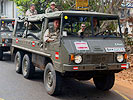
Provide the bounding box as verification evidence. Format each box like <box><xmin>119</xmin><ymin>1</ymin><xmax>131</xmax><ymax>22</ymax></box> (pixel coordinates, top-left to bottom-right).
<box><xmin>95</xmin><ymin>18</ymin><xmax>121</xmax><ymax>37</ymax></box>
<box><xmin>62</xmin><ymin>15</ymin><xmax>121</xmax><ymax>38</ymax></box>
<box><xmin>15</xmin><ymin>22</ymin><xmax>26</xmax><ymax>37</ymax></box>
<box><xmin>0</xmin><ymin>20</ymin><xmax>14</xmax><ymax>32</ymax></box>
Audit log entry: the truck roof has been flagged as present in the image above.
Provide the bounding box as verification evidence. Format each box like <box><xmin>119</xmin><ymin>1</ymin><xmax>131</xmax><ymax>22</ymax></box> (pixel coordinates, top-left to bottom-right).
<box><xmin>19</xmin><ymin>11</ymin><xmax>119</xmax><ymax>22</ymax></box>
<box><xmin>46</xmin><ymin>11</ymin><xmax>119</xmax><ymax>17</ymax></box>
<box><xmin>0</xmin><ymin>18</ymin><xmax>15</xmax><ymax>21</ymax></box>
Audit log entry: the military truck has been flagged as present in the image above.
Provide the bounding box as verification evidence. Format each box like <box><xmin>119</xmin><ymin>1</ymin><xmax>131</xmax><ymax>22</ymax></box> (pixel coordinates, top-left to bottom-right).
<box><xmin>0</xmin><ymin>18</ymin><xmax>15</xmax><ymax>60</ymax></box>
<box><xmin>11</xmin><ymin>11</ymin><xmax>129</xmax><ymax>95</ymax></box>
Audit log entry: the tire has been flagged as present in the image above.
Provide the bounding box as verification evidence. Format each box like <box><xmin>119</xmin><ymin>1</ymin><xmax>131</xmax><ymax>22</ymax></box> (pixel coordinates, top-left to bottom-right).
<box><xmin>22</xmin><ymin>54</ymin><xmax>35</xmax><ymax>79</ymax></box>
<box><xmin>15</xmin><ymin>51</ymin><xmax>24</xmax><ymax>74</ymax></box>
<box><xmin>44</xmin><ymin>63</ymin><xmax>62</xmax><ymax>95</ymax></box>
<box><xmin>0</xmin><ymin>49</ymin><xmax>3</xmax><ymax>60</ymax></box>
<box><xmin>93</xmin><ymin>73</ymin><xmax>115</xmax><ymax>91</ymax></box>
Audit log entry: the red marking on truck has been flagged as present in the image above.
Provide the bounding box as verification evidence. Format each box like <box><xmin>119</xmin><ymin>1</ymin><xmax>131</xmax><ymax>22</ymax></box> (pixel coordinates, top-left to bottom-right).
<box><xmin>32</xmin><ymin>41</ymin><xmax>35</xmax><ymax>47</ymax></box>
<box><xmin>121</xmin><ymin>64</ymin><xmax>128</xmax><ymax>69</ymax></box>
<box><xmin>55</xmin><ymin>52</ymin><xmax>59</xmax><ymax>59</ymax></box>
<box><xmin>73</xmin><ymin>66</ymin><xmax>78</xmax><ymax>70</ymax></box>
<box><xmin>16</xmin><ymin>38</ymin><xmax>18</xmax><ymax>43</ymax></box>
<box><xmin>74</xmin><ymin>42</ymin><xmax>89</xmax><ymax>50</ymax></box>
<box><xmin>12</xmin><ymin>21</ymin><xmax>15</xmax><ymax>25</ymax></box>
<box><xmin>78</xmin><ymin>47</ymin><xmax>88</xmax><ymax>49</ymax></box>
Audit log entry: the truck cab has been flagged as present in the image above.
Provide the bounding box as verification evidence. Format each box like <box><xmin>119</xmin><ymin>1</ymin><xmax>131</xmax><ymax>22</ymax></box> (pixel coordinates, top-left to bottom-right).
<box><xmin>0</xmin><ymin>18</ymin><xmax>15</xmax><ymax>60</ymax></box>
<box><xmin>12</xmin><ymin>11</ymin><xmax>129</xmax><ymax>95</ymax></box>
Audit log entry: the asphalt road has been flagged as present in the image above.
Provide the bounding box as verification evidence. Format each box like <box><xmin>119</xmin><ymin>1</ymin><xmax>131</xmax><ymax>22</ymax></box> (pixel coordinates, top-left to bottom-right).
<box><xmin>0</xmin><ymin>53</ymin><xmax>132</xmax><ymax>100</ymax></box>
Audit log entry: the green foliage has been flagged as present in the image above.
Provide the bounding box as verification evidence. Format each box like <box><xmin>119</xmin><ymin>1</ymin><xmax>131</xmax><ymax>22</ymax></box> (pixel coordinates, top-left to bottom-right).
<box><xmin>10</xmin><ymin>0</ymin><xmax>46</xmax><ymax>14</ymax></box>
<box><xmin>9</xmin><ymin>0</ymin><xmax>126</xmax><ymax>18</ymax></box>
<box><xmin>88</xmin><ymin>0</ymin><xmax>101</xmax><ymax>12</ymax></box>
<box><xmin>125</xmin><ymin>35</ymin><xmax>133</xmax><ymax>46</ymax></box>
<box><xmin>9</xmin><ymin>0</ymin><xmax>76</xmax><ymax>14</ymax></box>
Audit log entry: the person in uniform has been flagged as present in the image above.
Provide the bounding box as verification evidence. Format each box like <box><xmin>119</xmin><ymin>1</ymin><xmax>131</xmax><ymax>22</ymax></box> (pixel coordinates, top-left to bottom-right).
<box><xmin>45</xmin><ymin>2</ymin><xmax>59</xmax><ymax>13</ymax></box>
<box><xmin>26</xmin><ymin>4</ymin><xmax>37</xmax><ymax>16</ymax></box>
<box><xmin>93</xmin><ymin>18</ymin><xmax>99</xmax><ymax>34</ymax></box>
<box><xmin>78</xmin><ymin>24</ymin><xmax>86</xmax><ymax>36</ymax></box>
<box><xmin>43</xmin><ymin>19</ymin><xmax>60</xmax><ymax>42</ymax></box>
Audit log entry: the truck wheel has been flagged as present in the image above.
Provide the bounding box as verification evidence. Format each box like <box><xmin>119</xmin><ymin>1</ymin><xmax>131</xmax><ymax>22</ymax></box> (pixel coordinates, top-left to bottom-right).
<box><xmin>15</xmin><ymin>51</ymin><xmax>24</xmax><ymax>73</ymax></box>
<box><xmin>0</xmin><ymin>49</ymin><xmax>3</xmax><ymax>60</ymax></box>
<box><xmin>22</xmin><ymin>54</ymin><xmax>35</xmax><ymax>79</ymax></box>
<box><xmin>44</xmin><ymin>63</ymin><xmax>62</xmax><ymax>95</ymax></box>
<box><xmin>93</xmin><ymin>73</ymin><xmax>115</xmax><ymax>91</ymax></box>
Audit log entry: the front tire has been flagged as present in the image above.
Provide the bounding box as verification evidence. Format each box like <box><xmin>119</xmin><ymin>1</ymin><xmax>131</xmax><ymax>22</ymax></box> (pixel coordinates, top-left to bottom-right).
<box><xmin>0</xmin><ymin>49</ymin><xmax>3</xmax><ymax>60</ymax></box>
<box><xmin>22</xmin><ymin>54</ymin><xmax>35</xmax><ymax>79</ymax></box>
<box><xmin>44</xmin><ymin>63</ymin><xmax>62</xmax><ymax>95</ymax></box>
<box><xmin>93</xmin><ymin>73</ymin><xmax>115</xmax><ymax>91</ymax></box>
<box><xmin>15</xmin><ymin>51</ymin><xmax>24</xmax><ymax>73</ymax></box>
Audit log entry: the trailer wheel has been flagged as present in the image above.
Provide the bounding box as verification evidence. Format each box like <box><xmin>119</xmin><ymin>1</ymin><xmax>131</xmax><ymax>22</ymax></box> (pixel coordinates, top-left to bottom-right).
<box><xmin>22</xmin><ymin>54</ymin><xmax>35</xmax><ymax>79</ymax></box>
<box><xmin>15</xmin><ymin>51</ymin><xmax>24</xmax><ymax>73</ymax></box>
<box><xmin>44</xmin><ymin>63</ymin><xmax>62</xmax><ymax>95</ymax></box>
<box><xmin>0</xmin><ymin>49</ymin><xmax>3</xmax><ymax>60</ymax></box>
<box><xmin>93</xmin><ymin>73</ymin><xmax>115</xmax><ymax>91</ymax></box>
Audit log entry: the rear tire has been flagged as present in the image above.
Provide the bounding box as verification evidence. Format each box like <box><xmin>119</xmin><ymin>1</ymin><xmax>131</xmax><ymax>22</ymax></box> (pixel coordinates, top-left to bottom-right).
<box><xmin>0</xmin><ymin>49</ymin><xmax>3</xmax><ymax>60</ymax></box>
<box><xmin>22</xmin><ymin>54</ymin><xmax>35</xmax><ymax>79</ymax></box>
<box><xmin>15</xmin><ymin>51</ymin><xmax>24</xmax><ymax>74</ymax></box>
<box><xmin>44</xmin><ymin>63</ymin><xmax>62</xmax><ymax>95</ymax></box>
<box><xmin>93</xmin><ymin>73</ymin><xmax>115</xmax><ymax>91</ymax></box>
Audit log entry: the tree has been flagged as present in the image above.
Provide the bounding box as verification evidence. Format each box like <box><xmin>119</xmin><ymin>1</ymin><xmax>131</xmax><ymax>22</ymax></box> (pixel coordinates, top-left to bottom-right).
<box><xmin>10</xmin><ymin>0</ymin><xmax>130</xmax><ymax>15</ymax></box>
<box><xmin>10</xmin><ymin>0</ymin><xmax>46</xmax><ymax>14</ymax></box>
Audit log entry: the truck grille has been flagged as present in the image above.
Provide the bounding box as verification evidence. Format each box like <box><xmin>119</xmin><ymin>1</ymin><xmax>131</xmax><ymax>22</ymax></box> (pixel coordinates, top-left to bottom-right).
<box><xmin>83</xmin><ymin>54</ymin><xmax>114</xmax><ymax>64</ymax></box>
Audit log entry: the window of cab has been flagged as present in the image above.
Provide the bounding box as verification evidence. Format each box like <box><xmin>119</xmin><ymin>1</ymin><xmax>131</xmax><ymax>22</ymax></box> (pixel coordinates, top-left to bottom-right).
<box><xmin>62</xmin><ymin>15</ymin><xmax>122</xmax><ymax>38</ymax></box>
<box><xmin>15</xmin><ymin>20</ymin><xmax>42</xmax><ymax>40</ymax></box>
<box><xmin>25</xmin><ymin>21</ymin><xmax>42</xmax><ymax>40</ymax></box>
<box><xmin>62</xmin><ymin>15</ymin><xmax>91</xmax><ymax>37</ymax></box>
<box><xmin>0</xmin><ymin>20</ymin><xmax>14</xmax><ymax>32</ymax></box>
<box><xmin>15</xmin><ymin>21</ymin><xmax>26</xmax><ymax>37</ymax></box>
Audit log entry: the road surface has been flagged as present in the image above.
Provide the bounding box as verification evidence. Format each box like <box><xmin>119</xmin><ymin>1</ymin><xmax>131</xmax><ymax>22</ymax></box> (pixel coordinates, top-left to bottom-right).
<box><xmin>0</xmin><ymin>53</ymin><xmax>132</xmax><ymax>100</ymax></box>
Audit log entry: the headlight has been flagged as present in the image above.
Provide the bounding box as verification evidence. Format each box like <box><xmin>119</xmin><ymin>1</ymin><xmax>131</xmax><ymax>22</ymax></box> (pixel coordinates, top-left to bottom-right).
<box><xmin>117</xmin><ymin>54</ymin><xmax>124</xmax><ymax>62</ymax></box>
<box><xmin>74</xmin><ymin>55</ymin><xmax>82</xmax><ymax>64</ymax></box>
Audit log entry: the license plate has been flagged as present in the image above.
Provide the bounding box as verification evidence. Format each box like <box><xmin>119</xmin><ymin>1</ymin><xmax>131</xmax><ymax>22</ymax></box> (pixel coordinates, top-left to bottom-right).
<box><xmin>105</xmin><ymin>47</ymin><xmax>125</xmax><ymax>52</ymax></box>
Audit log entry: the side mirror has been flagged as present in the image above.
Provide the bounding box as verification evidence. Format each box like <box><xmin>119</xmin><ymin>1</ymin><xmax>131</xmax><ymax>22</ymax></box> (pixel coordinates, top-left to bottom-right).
<box><xmin>62</xmin><ymin>31</ymin><xmax>67</xmax><ymax>37</ymax></box>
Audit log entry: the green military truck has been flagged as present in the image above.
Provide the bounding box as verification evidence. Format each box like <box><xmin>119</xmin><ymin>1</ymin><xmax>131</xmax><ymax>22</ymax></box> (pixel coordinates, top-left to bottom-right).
<box><xmin>11</xmin><ymin>11</ymin><xmax>129</xmax><ymax>95</ymax></box>
<box><xmin>0</xmin><ymin>18</ymin><xmax>15</xmax><ymax>60</ymax></box>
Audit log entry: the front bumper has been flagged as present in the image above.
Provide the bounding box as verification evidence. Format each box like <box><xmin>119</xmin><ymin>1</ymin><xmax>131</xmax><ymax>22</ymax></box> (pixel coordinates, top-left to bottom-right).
<box><xmin>0</xmin><ymin>43</ymin><xmax>11</xmax><ymax>51</ymax></box>
<box><xmin>63</xmin><ymin>63</ymin><xmax>129</xmax><ymax>71</ymax></box>
<box><xmin>0</xmin><ymin>43</ymin><xmax>11</xmax><ymax>47</ymax></box>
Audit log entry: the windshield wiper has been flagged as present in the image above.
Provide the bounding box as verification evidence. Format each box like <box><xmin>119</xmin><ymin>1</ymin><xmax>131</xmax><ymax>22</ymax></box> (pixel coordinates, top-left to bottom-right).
<box><xmin>104</xmin><ymin>32</ymin><xmax>119</xmax><ymax>39</ymax></box>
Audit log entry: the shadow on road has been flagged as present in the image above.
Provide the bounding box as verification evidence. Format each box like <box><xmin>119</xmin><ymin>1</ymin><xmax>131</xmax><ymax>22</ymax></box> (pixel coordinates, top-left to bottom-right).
<box><xmin>2</xmin><ymin>52</ymin><xmax>125</xmax><ymax>100</ymax></box>
<box><xmin>2</xmin><ymin>52</ymin><xmax>12</xmax><ymax>62</ymax></box>
<box><xmin>31</xmin><ymin>72</ymin><xmax>125</xmax><ymax>100</ymax></box>
<box><xmin>55</xmin><ymin>79</ymin><xmax>118</xmax><ymax>100</ymax></box>
<box><xmin>33</xmin><ymin>69</ymin><xmax>44</xmax><ymax>81</ymax></box>
<box><xmin>0</xmin><ymin>52</ymin><xmax>128</xmax><ymax>100</ymax></box>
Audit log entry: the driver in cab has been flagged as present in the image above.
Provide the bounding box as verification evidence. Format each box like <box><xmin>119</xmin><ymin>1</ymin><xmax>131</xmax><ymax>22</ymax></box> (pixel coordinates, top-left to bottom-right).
<box><xmin>43</xmin><ymin>19</ymin><xmax>60</xmax><ymax>42</ymax></box>
<box><xmin>78</xmin><ymin>24</ymin><xmax>86</xmax><ymax>36</ymax></box>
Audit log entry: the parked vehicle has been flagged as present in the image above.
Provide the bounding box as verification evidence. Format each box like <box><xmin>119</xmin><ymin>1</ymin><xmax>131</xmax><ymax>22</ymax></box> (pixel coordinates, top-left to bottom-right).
<box><xmin>0</xmin><ymin>18</ymin><xmax>15</xmax><ymax>60</ymax></box>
